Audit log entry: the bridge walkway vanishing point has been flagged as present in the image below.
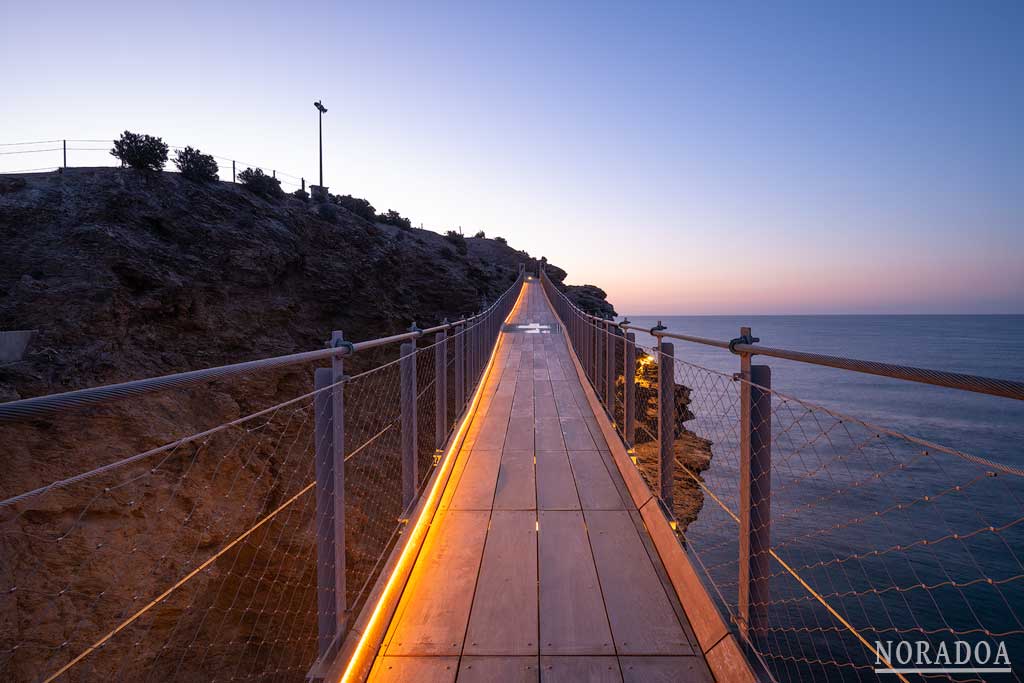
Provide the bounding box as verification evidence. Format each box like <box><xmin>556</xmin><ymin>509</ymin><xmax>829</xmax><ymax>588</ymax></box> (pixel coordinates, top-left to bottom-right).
<box><xmin>357</xmin><ymin>280</ymin><xmax>719</xmax><ymax>682</ymax></box>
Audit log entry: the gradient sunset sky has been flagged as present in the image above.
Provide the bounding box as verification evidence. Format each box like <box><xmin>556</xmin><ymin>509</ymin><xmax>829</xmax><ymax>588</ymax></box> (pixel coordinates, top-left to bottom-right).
<box><xmin>2</xmin><ymin>1</ymin><xmax>1021</xmax><ymax>314</ymax></box>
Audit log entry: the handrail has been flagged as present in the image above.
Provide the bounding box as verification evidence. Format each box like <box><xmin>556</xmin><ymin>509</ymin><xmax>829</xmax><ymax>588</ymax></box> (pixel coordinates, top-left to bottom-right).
<box><xmin>541</xmin><ymin>277</ymin><xmax>1023</xmax><ymax>401</ymax></box>
<box><xmin>0</xmin><ymin>276</ymin><xmax>524</xmax><ymax>423</ymax></box>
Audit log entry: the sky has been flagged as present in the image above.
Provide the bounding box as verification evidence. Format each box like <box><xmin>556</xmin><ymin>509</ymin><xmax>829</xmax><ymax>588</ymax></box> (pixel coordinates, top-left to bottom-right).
<box><xmin>1</xmin><ymin>1</ymin><xmax>1022</xmax><ymax>314</ymax></box>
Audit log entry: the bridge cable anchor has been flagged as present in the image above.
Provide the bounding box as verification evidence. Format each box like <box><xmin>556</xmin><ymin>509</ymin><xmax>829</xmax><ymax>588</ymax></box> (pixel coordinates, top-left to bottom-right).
<box><xmin>330</xmin><ymin>337</ymin><xmax>356</xmax><ymax>354</ymax></box>
<box><xmin>728</xmin><ymin>333</ymin><xmax>760</xmax><ymax>355</ymax></box>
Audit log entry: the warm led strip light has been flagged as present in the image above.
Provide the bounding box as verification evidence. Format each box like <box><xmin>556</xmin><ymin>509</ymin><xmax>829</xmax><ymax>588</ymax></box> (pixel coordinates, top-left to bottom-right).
<box><xmin>339</xmin><ymin>286</ymin><xmax>524</xmax><ymax>683</ymax></box>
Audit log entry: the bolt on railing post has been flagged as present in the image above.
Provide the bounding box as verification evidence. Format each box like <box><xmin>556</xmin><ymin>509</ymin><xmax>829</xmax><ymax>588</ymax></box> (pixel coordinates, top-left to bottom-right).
<box><xmin>400</xmin><ymin>340</ymin><xmax>418</xmax><ymax>509</ymax></box>
<box><xmin>313</xmin><ymin>367</ymin><xmax>338</xmax><ymax>659</ymax></box>
<box><xmin>657</xmin><ymin>340</ymin><xmax>675</xmax><ymax>509</ymax></box>
<box><xmin>435</xmin><ymin>329</ymin><xmax>447</xmax><ymax>450</ymax></box>
<box><xmin>739</xmin><ymin>329</ymin><xmax>772</xmax><ymax>645</ymax></box>
<box><xmin>329</xmin><ymin>331</ymin><xmax>347</xmax><ymax>638</ymax></box>
<box><xmin>625</xmin><ymin>332</ymin><xmax>636</xmax><ymax>448</ymax></box>
<box><xmin>604</xmin><ymin>320</ymin><xmax>615</xmax><ymax>410</ymax></box>
<box><xmin>454</xmin><ymin>324</ymin><xmax>465</xmax><ymax>410</ymax></box>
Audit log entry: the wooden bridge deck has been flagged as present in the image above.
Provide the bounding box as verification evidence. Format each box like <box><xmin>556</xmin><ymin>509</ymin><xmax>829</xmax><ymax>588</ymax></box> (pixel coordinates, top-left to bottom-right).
<box><xmin>368</xmin><ymin>281</ymin><xmax>714</xmax><ymax>682</ymax></box>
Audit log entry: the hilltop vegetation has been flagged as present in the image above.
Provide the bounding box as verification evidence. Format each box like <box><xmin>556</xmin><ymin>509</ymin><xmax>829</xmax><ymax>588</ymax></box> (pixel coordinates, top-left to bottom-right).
<box><xmin>0</xmin><ymin>165</ymin><xmax>612</xmax><ymax>397</ymax></box>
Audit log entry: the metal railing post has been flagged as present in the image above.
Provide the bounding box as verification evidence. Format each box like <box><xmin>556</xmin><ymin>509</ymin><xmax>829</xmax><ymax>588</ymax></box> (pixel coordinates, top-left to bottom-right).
<box><xmin>454</xmin><ymin>324</ymin><xmax>465</xmax><ymax>410</ymax></box>
<box><xmin>739</xmin><ymin>334</ymin><xmax>772</xmax><ymax>645</ymax></box>
<box><xmin>657</xmin><ymin>340</ymin><xmax>675</xmax><ymax>509</ymax></box>
<box><xmin>625</xmin><ymin>332</ymin><xmax>636</xmax><ymax>448</ymax></box>
<box><xmin>435</xmin><ymin>329</ymin><xmax>447</xmax><ymax>450</ymax></box>
<box><xmin>604</xmin><ymin>321</ymin><xmax>615</xmax><ymax>410</ymax></box>
<box><xmin>313</xmin><ymin>367</ymin><xmax>337</xmax><ymax>658</ymax></box>
<box><xmin>329</xmin><ymin>331</ymin><xmax>347</xmax><ymax>638</ymax></box>
<box><xmin>400</xmin><ymin>341</ymin><xmax>417</xmax><ymax>509</ymax></box>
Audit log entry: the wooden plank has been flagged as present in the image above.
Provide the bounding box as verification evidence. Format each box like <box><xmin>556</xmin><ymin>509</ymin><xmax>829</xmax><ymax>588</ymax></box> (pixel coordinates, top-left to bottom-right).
<box><xmin>534</xmin><ymin>379</ymin><xmax>553</xmax><ymax>397</ymax></box>
<box><xmin>385</xmin><ymin>510</ymin><xmax>490</xmax><ymax>656</ymax></box>
<box><xmin>534</xmin><ymin>395</ymin><xmax>559</xmax><ymax>418</ymax></box>
<box><xmin>534</xmin><ymin>417</ymin><xmax>566</xmax><ymax>451</ymax></box>
<box><xmin>538</xmin><ymin>510</ymin><xmax>614</xmax><ymax>655</ymax></box>
<box><xmin>504</xmin><ymin>417</ymin><xmax>535</xmax><ymax>451</ymax></box>
<box><xmin>449</xmin><ymin>450</ymin><xmax>501</xmax><ymax>510</ymax></box>
<box><xmin>567</xmin><ymin>450</ymin><xmax>624</xmax><ymax>510</ymax></box>
<box><xmin>539</xmin><ymin>656</ymin><xmax>621</xmax><ymax>682</ymax></box>
<box><xmin>619</xmin><ymin>656</ymin><xmax>714</xmax><ymax>683</ymax></box>
<box><xmin>512</xmin><ymin>388</ymin><xmax>535</xmax><ymax>418</ymax></box>
<box><xmin>638</xmin><ymin>499</ymin><xmax>728</xmax><ymax>651</ymax></box>
<box><xmin>584</xmin><ymin>510</ymin><xmax>691</xmax><ymax>655</ymax></box>
<box><xmin>493</xmin><ymin>449</ymin><xmax>536</xmax><ymax>510</ymax></box>
<box><xmin>368</xmin><ymin>656</ymin><xmax>458</xmax><ymax>682</ymax></box>
<box><xmin>536</xmin><ymin>450</ymin><xmax>580</xmax><ymax>510</ymax></box>
<box><xmin>583</xmin><ymin>417</ymin><xmax>610</xmax><ymax>450</ymax></box>
<box><xmin>465</xmin><ymin>511</ymin><xmax>539</xmax><ymax>655</ymax></box>
<box><xmin>473</xmin><ymin>415</ymin><xmax>509</xmax><ymax>451</ymax></box>
<box><xmin>704</xmin><ymin>636</ymin><xmax>759</xmax><ymax>683</ymax></box>
<box><xmin>560</xmin><ymin>418</ymin><xmax>598</xmax><ymax>450</ymax></box>
<box><xmin>459</xmin><ymin>656</ymin><xmax>539</xmax><ymax>683</ymax></box>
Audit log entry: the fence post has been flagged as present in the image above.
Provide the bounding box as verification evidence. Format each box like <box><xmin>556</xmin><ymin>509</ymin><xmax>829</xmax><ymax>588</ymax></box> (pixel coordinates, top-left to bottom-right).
<box><xmin>657</xmin><ymin>340</ymin><xmax>675</xmax><ymax>509</ymax></box>
<box><xmin>313</xmin><ymin>368</ymin><xmax>337</xmax><ymax>659</ymax></box>
<box><xmin>739</xmin><ymin>348</ymin><xmax>772</xmax><ymax>645</ymax></box>
<box><xmin>232</xmin><ymin>160</ymin><xmax>236</xmax><ymax>183</ymax></box>
<box><xmin>302</xmin><ymin>177</ymin><xmax>306</xmax><ymax>192</ymax></box>
<box><xmin>454</xmin><ymin>324</ymin><xmax>465</xmax><ymax>411</ymax></box>
<box><xmin>400</xmin><ymin>341</ymin><xmax>418</xmax><ymax>509</ymax></box>
<box><xmin>63</xmin><ymin>140</ymin><xmax>67</xmax><ymax>169</ymax></box>
<box><xmin>625</xmin><ymin>332</ymin><xmax>636</xmax><ymax>448</ymax></box>
<box><xmin>435</xmin><ymin>328</ymin><xmax>447</xmax><ymax>451</ymax></box>
<box><xmin>604</xmin><ymin>321</ymin><xmax>615</xmax><ymax>410</ymax></box>
<box><xmin>329</xmin><ymin>331</ymin><xmax>347</xmax><ymax>637</ymax></box>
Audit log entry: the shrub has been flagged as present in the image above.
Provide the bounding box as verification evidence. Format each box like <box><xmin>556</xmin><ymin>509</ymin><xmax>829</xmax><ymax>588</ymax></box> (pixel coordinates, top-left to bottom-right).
<box><xmin>238</xmin><ymin>167</ymin><xmax>282</xmax><ymax>198</ymax></box>
<box><xmin>334</xmin><ymin>194</ymin><xmax>377</xmax><ymax>222</ymax></box>
<box><xmin>173</xmin><ymin>146</ymin><xmax>218</xmax><ymax>182</ymax></box>
<box><xmin>473</xmin><ymin>230</ymin><xmax>486</xmax><ymax>238</ymax></box>
<box><xmin>292</xmin><ymin>188</ymin><xmax>309</xmax><ymax>201</ymax></box>
<box><xmin>379</xmin><ymin>209</ymin><xmax>412</xmax><ymax>230</ymax></box>
<box><xmin>445</xmin><ymin>230</ymin><xmax>468</xmax><ymax>255</ymax></box>
<box><xmin>317</xmin><ymin>203</ymin><xmax>338</xmax><ymax>223</ymax></box>
<box><xmin>440</xmin><ymin>246</ymin><xmax>455</xmax><ymax>260</ymax></box>
<box><xmin>110</xmin><ymin>131</ymin><xmax>168</xmax><ymax>171</ymax></box>
<box><xmin>494</xmin><ymin>236</ymin><xmax>507</xmax><ymax>245</ymax></box>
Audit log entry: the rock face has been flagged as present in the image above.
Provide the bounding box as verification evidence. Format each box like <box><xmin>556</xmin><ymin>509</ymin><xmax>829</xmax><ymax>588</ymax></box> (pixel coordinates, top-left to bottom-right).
<box><xmin>0</xmin><ymin>168</ymin><xmax>604</xmax><ymax>682</ymax></box>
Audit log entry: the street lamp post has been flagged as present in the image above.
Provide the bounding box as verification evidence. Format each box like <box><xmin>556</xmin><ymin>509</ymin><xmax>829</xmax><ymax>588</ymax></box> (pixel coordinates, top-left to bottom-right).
<box><xmin>313</xmin><ymin>100</ymin><xmax>328</xmax><ymax>201</ymax></box>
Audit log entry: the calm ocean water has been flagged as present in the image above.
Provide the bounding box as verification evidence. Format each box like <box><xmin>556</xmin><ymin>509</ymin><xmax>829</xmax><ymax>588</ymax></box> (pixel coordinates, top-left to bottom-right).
<box><xmin>624</xmin><ymin>315</ymin><xmax>1024</xmax><ymax>465</ymax></box>
<box><xmin>621</xmin><ymin>315</ymin><xmax>1024</xmax><ymax>680</ymax></box>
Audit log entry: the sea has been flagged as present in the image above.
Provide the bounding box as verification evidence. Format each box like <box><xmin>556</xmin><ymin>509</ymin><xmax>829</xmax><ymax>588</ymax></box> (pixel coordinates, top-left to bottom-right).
<box><xmin>622</xmin><ymin>315</ymin><xmax>1024</xmax><ymax>681</ymax></box>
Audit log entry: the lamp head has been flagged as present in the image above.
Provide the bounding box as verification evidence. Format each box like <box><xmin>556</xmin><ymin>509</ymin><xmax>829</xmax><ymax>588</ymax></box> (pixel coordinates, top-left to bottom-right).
<box><xmin>314</xmin><ymin>100</ymin><xmax>328</xmax><ymax>114</ymax></box>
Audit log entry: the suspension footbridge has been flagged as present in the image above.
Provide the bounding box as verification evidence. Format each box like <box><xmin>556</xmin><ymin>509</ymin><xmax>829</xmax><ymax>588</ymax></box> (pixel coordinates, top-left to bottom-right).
<box><xmin>1</xmin><ymin>269</ymin><xmax>1023</xmax><ymax>682</ymax></box>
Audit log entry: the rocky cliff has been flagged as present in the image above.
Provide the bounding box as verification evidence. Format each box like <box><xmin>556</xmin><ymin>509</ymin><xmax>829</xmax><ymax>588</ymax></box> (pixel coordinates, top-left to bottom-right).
<box><xmin>0</xmin><ymin>167</ymin><xmax>616</xmax><ymax>682</ymax></box>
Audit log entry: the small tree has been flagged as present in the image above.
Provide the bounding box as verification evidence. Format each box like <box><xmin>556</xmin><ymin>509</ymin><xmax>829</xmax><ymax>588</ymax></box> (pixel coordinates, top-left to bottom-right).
<box><xmin>111</xmin><ymin>131</ymin><xmax>168</xmax><ymax>171</ymax></box>
<box><xmin>237</xmin><ymin>168</ymin><xmax>282</xmax><ymax>198</ymax></box>
<box><xmin>333</xmin><ymin>194</ymin><xmax>377</xmax><ymax>222</ymax></box>
<box><xmin>494</xmin><ymin>236</ymin><xmax>507</xmax><ymax>245</ymax></box>
<box><xmin>173</xmin><ymin>146</ymin><xmax>218</xmax><ymax>182</ymax></box>
<box><xmin>473</xmin><ymin>230</ymin><xmax>486</xmax><ymax>238</ymax></box>
<box><xmin>379</xmin><ymin>209</ymin><xmax>412</xmax><ymax>230</ymax></box>
<box><xmin>445</xmin><ymin>230</ymin><xmax>468</xmax><ymax>255</ymax></box>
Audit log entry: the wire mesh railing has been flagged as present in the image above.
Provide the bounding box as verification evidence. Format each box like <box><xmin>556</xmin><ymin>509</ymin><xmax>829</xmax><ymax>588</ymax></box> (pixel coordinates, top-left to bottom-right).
<box><xmin>540</xmin><ymin>268</ymin><xmax>1024</xmax><ymax>682</ymax></box>
<box><xmin>0</xmin><ymin>274</ymin><xmax>523</xmax><ymax>682</ymax></box>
